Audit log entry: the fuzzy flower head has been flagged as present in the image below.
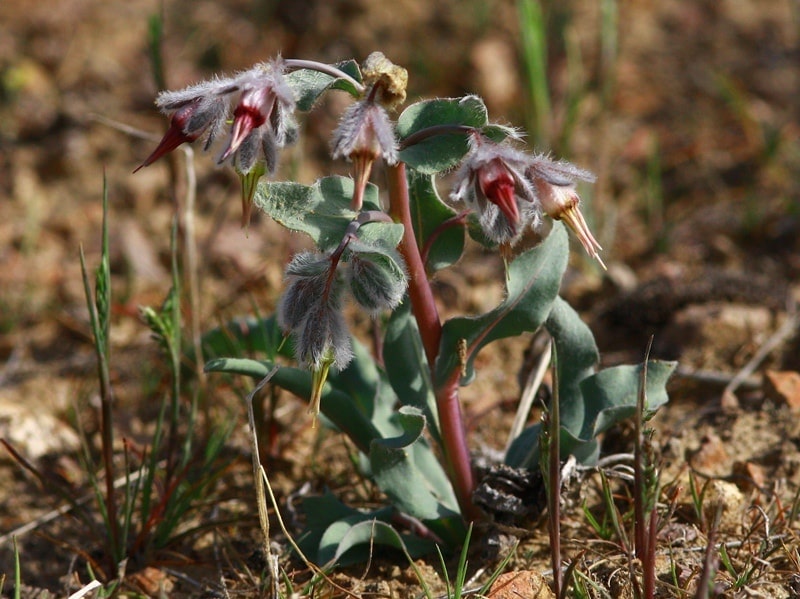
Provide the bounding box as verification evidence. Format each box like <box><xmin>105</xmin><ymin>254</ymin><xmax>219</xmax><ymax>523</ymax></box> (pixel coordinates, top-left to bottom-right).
<box><xmin>134</xmin><ymin>77</ymin><xmax>236</xmax><ymax>172</ymax></box>
<box><xmin>218</xmin><ymin>59</ymin><xmax>297</xmax><ymax>172</ymax></box>
<box><xmin>450</xmin><ymin>134</ymin><xmax>539</xmax><ymax>245</ymax></box>
<box><xmin>331</xmin><ymin>99</ymin><xmax>398</xmax><ymax>210</ymax></box>
<box><xmin>276</xmin><ymin>251</ymin><xmax>353</xmax><ymax>425</ymax></box>
<box><xmin>136</xmin><ymin>59</ymin><xmax>297</xmax><ymax>227</ymax></box>
<box><xmin>526</xmin><ymin>156</ymin><xmax>605</xmax><ymax>268</ymax></box>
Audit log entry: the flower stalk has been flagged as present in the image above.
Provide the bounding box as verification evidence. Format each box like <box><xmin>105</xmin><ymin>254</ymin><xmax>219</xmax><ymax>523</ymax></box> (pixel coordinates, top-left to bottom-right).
<box><xmin>387</xmin><ymin>163</ymin><xmax>478</xmax><ymax>520</ymax></box>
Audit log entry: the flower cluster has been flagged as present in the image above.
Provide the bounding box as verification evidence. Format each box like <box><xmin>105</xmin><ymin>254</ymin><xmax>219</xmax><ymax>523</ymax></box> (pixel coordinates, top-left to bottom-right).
<box><xmin>136</xmin><ymin>59</ymin><xmax>297</xmax><ymax>225</ymax></box>
<box><xmin>450</xmin><ymin>133</ymin><xmax>603</xmax><ymax>266</ymax></box>
<box><xmin>276</xmin><ymin>240</ymin><xmax>407</xmax><ymax>422</ymax></box>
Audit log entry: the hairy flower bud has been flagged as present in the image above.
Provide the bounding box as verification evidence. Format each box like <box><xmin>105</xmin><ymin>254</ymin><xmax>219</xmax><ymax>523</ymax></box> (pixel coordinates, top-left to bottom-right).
<box><xmin>295</xmin><ymin>302</ymin><xmax>352</xmax><ymax>370</ymax></box>
<box><xmin>347</xmin><ymin>248</ymin><xmax>408</xmax><ymax>315</ymax></box>
<box><xmin>331</xmin><ymin>99</ymin><xmax>398</xmax><ymax>210</ymax></box>
<box><xmin>277</xmin><ymin>251</ymin><xmax>351</xmax><ymax>368</ymax></box>
<box><xmin>277</xmin><ymin>252</ymin><xmax>337</xmax><ymax>331</ymax></box>
<box><xmin>525</xmin><ymin>156</ymin><xmax>604</xmax><ymax>268</ymax></box>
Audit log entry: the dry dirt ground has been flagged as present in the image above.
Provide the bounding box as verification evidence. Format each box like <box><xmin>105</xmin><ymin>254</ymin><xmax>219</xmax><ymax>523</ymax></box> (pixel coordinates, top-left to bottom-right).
<box><xmin>1</xmin><ymin>0</ymin><xmax>799</xmax><ymax>596</ymax></box>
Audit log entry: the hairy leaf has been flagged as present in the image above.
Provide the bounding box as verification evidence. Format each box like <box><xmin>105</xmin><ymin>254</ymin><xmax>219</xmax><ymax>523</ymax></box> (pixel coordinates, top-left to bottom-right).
<box><xmin>285</xmin><ymin>60</ymin><xmax>362</xmax><ymax>111</ymax></box>
<box><xmin>505</xmin><ymin>356</ymin><xmax>677</xmax><ymax>468</ymax></box>
<box><xmin>370</xmin><ymin>407</ymin><xmax>460</xmax><ymax>519</ymax></box>
<box><xmin>407</xmin><ymin>171</ymin><xmax>465</xmax><ymax>271</ymax></box>
<box><xmin>204</xmin><ymin>357</ymin><xmax>381</xmax><ymax>453</ymax></box>
<box><xmin>299</xmin><ymin>492</ymin><xmax>435</xmax><ymax>565</ymax></box>
<box><xmin>254</xmin><ymin>176</ymin><xmax>380</xmax><ymax>251</ymax></box>
<box><xmin>397</xmin><ymin>96</ymin><xmax>488</xmax><ymax>174</ymax></box>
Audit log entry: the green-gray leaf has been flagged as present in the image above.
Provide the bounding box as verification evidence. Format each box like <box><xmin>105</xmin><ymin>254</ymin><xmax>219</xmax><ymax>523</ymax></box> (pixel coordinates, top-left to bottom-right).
<box><xmin>285</xmin><ymin>60</ymin><xmax>362</xmax><ymax>111</ymax></box>
<box><xmin>434</xmin><ymin>222</ymin><xmax>569</xmax><ymax>388</ymax></box>
<box><xmin>397</xmin><ymin>96</ymin><xmax>488</xmax><ymax>174</ymax></box>
<box><xmin>384</xmin><ymin>301</ymin><xmax>440</xmax><ymax>440</ymax></box>
<box><xmin>370</xmin><ymin>406</ymin><xmax>459</xmax><ymax>520</ymax></box>
<box><xmin>407</xmin><ymin>171</ymin><xmax>465</xmax><ymax>271</ymax></box>
<box><xmin>254</xmin><ymin>176</ymin><xmax>380</xmax><ymax>251</ymax></box>
<box><xmin>505</xmin><ymin>360</ymin><xmax>676</xmax><ymax>468</ymax></box>
<box><xmin>203</xmin><ymin>357</ymin><xmax>382</xmax><ymax>453</ymax></box>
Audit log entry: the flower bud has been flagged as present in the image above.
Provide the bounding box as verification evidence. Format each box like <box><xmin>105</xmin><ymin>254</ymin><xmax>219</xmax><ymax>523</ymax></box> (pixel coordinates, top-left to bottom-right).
<box><xmin>331</xmin><ymin>99</ymin><xmax>398</xmax><ymax>210</ymax></box>
<box><xmin>276</xmin><ymin>251</ymin><xmax>352</xmax><ymax>371</ymax></box>
<box><xmin>526</xmin><ymin>156</ymin><xmax>605</xmax><ymax>268</ymax></box>
<box><xmin>347</xmin><ymin>249</ymin><xmax>407</xmax><ymax>315</ymax></box>
<box><xmin>277</xmin><ymin>252</ymin><xmax>337</xmax><ymax>331</ymax></box>
<box><xmin>295</xmin><ymin>302</ymin><xmax>352</xmax><ymax>370</ymax></box>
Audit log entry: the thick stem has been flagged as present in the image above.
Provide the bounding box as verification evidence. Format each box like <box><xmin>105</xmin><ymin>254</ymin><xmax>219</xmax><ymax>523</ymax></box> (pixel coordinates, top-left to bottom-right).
<box><xmin>387</xmin><ymin>163</ymin><xmax>478</xmax><ymax>520</ymax></box>
<box><xmin>387</xmin><ymin>163</ymin><xmax>442</xmax><ymax>366</ymax></box>
<box><xmin>437</xmin><ymin>378</ymin><xmax>480</xmax><ymax>521</ymax></box>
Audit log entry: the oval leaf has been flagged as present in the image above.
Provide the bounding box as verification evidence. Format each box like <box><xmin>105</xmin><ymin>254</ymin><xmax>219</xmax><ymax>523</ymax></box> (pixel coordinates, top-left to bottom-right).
<box><xmin>434</xmin><ymin>222</ymin><xmax>569</xmax><ymax>388</ymax></box>
<box><xmin>407</xmin><ymin>171</ymin><xmax>465</xmax><ymax>271</ymax></box>
<box><xmin>254</xmin><ymin>176</ymin><xmax>380</xmax><ymax>251</ymax></box>
<box><xmin>397</xmin><ymin>96</ymin><xmax>488</xmax><ymax>174</ymax></box>
<box><xmin>370</xmin><ymin>407</ymin><xmax>459</xmax><ymax>520</ymax></box>
<box><xmin>286</xmin><ymin>60</ymin><xmax>362</xmax><ymax>111</ymax></box>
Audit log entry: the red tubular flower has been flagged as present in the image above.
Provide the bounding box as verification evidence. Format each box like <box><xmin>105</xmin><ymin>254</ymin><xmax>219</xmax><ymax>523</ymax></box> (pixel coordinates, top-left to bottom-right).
<box><xmin>478</xmin><ymin>158</ymin><xmax>522</xmax><ymax>232</ymax></box>
<box><xmin>134</xmin><ymin>100</ymin><xmax>203</xmax><ymax>172</ymax></box>
<box><xmin>450</xmin><ymin>134</ymin><xmax>536</xmax><ymax>245</ymax></box>
<box><xmin>135</xmin><ymin>76</ymin><xmax>236</xmax><ymax>171</ymax></box>
<box><xmin>218</xmin><ymin>60</ymin><xmax>296</xmax><ymax>168</ymax></box>
<box><xmin>219</xmin><ymin>86</ymin><xmax>274</xmax><ymax>162</ymax></box>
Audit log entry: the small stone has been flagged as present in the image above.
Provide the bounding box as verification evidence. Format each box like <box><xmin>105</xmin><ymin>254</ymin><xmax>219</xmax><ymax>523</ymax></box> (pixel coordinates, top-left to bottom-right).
<box><xmin>703</xmin><ymin>479</ymin><xmax>745</xmax><ymax>533</ymax></box>
<box><xmin>764</xmin><ymin>370</ymin><xmax>800</xmax><ymax>409</ymax></box>
<box><xmin>488</xmin><ymin>570</ymin><xmax>555</xmax><ymax>598</ymax></box>
<box><xmin>732</xmin><ymin>460</ymin><xmax>766</xmax><ymax>494</ymax></box>
<box><xmin>128</xmin><ymin>567</ymin><xmax>174</xmax><ymax>595</ymax></box>
<box><xmin>689</xmin><ymin>432</ymin><xmax>730</xmax><ymax>477</ymax></box>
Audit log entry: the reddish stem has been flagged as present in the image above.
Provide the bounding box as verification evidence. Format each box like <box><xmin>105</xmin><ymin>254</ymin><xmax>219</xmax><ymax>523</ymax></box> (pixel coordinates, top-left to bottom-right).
<box><xmin>387</xmin><ymin>163</ymin><xmax>478</xmax><ymax>521</ymax></box>
<box><xmin>387</xmin><ymin>163</ymin><xmax>442</xmax><ymax>366</ymax></box>
<box><xmin>437</xmin><ymin>377</ymin><xmax>479</xmax><ymax>520</ymax></box>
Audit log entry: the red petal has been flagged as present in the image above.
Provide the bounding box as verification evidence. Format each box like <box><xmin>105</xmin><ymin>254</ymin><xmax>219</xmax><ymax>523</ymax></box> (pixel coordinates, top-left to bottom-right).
<box><xmin>134</xmin><ymin>124</ymin><xmax>194</xmax><ymax>172</ymax></box>
<box><xmin>479</xmin><ymin>160</ymin><xmax>520</xmax><ymax>229</ymax></box>
<box><xmin>134</xmin><ymin>104</ymin><xmax>201</xmax><ymax>172</ymax></box>
<box><xmin>220</xmin><ymin>105</ymin><xmax>267</xmax><ymax>161</ymax></box>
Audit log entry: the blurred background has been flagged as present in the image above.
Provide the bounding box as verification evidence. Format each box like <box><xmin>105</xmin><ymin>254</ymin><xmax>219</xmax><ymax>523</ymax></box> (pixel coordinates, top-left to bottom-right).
<box><xmin>0</xmin><ymin>0</ymin><xmax>798</xmax><ymax>586</ymax></box>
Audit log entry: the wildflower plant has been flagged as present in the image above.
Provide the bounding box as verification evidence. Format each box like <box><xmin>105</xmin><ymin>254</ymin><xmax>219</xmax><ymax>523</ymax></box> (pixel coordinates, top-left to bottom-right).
<box><xmin>139</xmin><ymin>52</ymin><xmax>675</xmax><ymax>561</ymax></box>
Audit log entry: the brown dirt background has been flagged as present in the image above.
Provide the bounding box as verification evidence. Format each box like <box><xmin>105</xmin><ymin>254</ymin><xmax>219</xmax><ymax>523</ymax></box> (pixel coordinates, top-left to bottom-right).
<box><xmin>1</xmin><ymin>0</ymin><xmax>799</xmax><ymax>596</ymax></box>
